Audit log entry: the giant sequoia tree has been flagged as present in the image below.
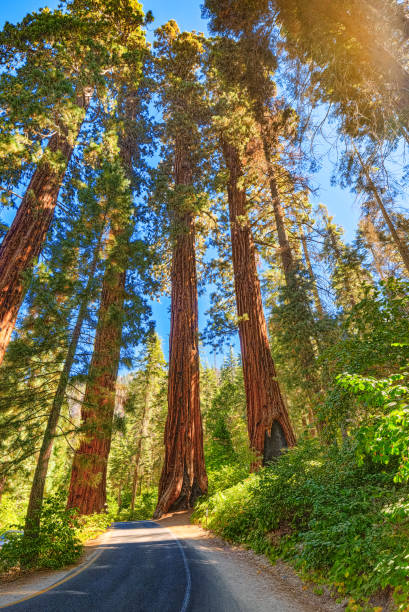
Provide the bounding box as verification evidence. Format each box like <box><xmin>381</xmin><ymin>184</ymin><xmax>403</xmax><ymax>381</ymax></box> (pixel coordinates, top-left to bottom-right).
<box><xmin>67</xmin><ymin>89</ymin><xmax>153</xmax><ymax>514</ymax></box>
<box><xmin>221</xmin><ymin>138</ymin><xmax>296</xmax><ymax>459</ymax></box>
<box><xmin>153</xmin><ymin>22</ymin><xmax>208</xmax><ymax>517</ymax></box>
<box><xmin>0</xmin><ymin>0</ymin><xmax>148</xmax><ymax>364</ymax></box>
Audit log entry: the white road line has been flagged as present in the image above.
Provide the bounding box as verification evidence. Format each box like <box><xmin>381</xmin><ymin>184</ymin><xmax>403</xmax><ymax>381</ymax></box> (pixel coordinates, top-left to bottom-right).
<box><xmin>146</xmin><ymin>521</ymin><xmax>192</xmax><ymax>612</ymax></box>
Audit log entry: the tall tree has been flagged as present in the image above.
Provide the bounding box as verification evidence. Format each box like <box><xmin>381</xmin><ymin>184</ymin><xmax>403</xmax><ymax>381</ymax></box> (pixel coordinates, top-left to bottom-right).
<box><xmin>0</xmin><ymin>0</ymin><xmax>148</xmax><ymax>364</ymax></box>
<box><xmin>153</xmin><ymin>22</ymin><xmax>208</xmax><ymax>517</ymax></box>
<box><xmin>67</xmin><ymin>226</ymin><xmax>128</xmax><ymax>514</ymax></box>
<box><xmin>128</xmin><ymin>332</ymin><xmax>167</xmax><ymax>515</ymax></box>
<box><xmin>24</xmin><ymin>205</ymin><xmax>109</xmax><ymax>539</ymax></box>
<box><xmin>221</xmin><ymin>138</ymin><xmax>296</xmax><ymax>460</ymax></box>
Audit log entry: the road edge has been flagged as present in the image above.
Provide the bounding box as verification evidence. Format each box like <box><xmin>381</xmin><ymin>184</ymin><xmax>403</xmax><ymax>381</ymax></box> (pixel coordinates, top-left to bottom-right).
<box><xmin>0</xmin><ymin>529</ymin><xmax>112</xmax><ymax>609</ymax></box>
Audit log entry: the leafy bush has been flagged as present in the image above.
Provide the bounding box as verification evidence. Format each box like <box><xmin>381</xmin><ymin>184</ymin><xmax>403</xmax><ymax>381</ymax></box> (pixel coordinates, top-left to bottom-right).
<box><xmin>338</xmin><ymin>369</ymin><xmax>409</xmax><ymax>483</ymax></box>
<box><xmin>76</xmin><ymin>512</ymin><xmax>113</xmax><ymax>544</ymax></box>
<box><xmin>0</xmin><ymin>494</ymin><xmax>82</xmax><ymax>571</ymax></box>
<box><xmin>114</xmin><ymin>490</ymin><xmax>158</xmax><ymax>521</ymax></box>
<box><xmin>193</xmin><ymin>440</ymin><xmax>409</xmax><ymax>610</ymax></box>
<box><xmin>0</xmin><ymin>493</ymin><xmax>26</xmax><ymax>532</ymax></box>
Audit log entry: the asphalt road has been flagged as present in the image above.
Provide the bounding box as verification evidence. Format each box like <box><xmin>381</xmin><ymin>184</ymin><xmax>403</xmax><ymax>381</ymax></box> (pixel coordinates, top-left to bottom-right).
<box><xmin>3</xmin><ymin>521</ymin><xmax>309</xmax><ymax>612</ymax></box>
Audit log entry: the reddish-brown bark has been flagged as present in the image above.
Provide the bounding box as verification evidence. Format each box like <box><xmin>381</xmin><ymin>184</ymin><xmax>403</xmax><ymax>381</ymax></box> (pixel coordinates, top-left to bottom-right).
<box><xmin>67</xmin><ymin>232</ymin><xmax>126</xmax><ymax>515</ymax></box>
<box><xmin>222</xmin><ymin>140</ymin><xmax>296</xmax><ymax>462</ymax></box>
<box><xmin>0</xmin><ymin>92</ymin><xmax>91</xmax><ymax>365</ymax></box>
<box><xmin>154</xmin><ymin>142</ymin><xmax>207</xmax><ymax>518</ymax></box>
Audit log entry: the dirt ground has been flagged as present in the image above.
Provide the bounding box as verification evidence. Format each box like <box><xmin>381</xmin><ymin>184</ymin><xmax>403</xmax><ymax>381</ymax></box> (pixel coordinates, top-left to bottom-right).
<box><xmin>158</xmin><ymin>510</ymin><xmax>346</xmax><ymax>612</ymax></box>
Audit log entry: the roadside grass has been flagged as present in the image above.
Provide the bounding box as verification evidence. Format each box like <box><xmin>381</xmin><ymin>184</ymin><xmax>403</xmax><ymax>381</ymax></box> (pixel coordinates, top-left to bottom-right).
<box><xmin>192</xmin><ymin>439</ymin><xmax>409</xmax><ymax>612</ymax></box>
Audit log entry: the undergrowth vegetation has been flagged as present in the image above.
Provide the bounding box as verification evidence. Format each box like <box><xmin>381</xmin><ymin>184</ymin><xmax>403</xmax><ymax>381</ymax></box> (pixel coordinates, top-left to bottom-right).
<box><xmin>0</xmin><ymin>495</ymin><xmax>113</xmax><ymax>573</ymax></box>
<box><xmin>193</xmin><ymin>439</ymin><xmax>409</xmax><ymax>611</ymax></box>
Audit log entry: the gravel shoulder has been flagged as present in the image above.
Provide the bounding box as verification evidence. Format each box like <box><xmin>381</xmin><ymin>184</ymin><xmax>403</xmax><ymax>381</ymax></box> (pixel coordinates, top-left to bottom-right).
<box><xmin>158</xmin><ymin>510</ymin><xmax>344</xmax><ymax>612</ymax></box>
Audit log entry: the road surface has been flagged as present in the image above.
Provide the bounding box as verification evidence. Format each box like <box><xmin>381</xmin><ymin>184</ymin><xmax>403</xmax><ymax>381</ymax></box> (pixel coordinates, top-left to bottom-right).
<box><xmin>0</xmin><ymin>520</ymin><xmax>335</xmax><ymax>611</ymax></box>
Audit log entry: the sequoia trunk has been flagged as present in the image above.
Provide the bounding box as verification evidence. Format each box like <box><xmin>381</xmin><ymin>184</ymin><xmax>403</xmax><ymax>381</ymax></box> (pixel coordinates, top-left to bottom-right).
<box><xmin>222</xmin><ymin>140</ymin><xmax>296</xmax><ymax>462</ymax></box>
<box><xmin>154</xmin><ymin>142</ymin><xmax>207</xmax><ymax>518</ymax></box>
<box><xmin>0</xmin><ymin>91</ymin><xmax>91</xmax><ymax>365</ymax></box>
<box><xmin>67</xmin><ymin>232</ymin><xmax>126</xmax><ymax>515</ymax></box>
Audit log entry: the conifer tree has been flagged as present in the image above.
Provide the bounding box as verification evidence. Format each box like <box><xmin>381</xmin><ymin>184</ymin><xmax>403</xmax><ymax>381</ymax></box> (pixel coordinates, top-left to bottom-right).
<box><xmin>220</xmin><ymin>138</ymin><xmax>296</xmax><ymax>460</ymax></box>
<box><xmin>153</xmin><ymin>22</ymin><xmax>208</xmax><ymax>517</ymax></box>
<box><xmin>24</xmin><ymin>209</ymin><xmax>108</xmax><ymax>538</ymax></box>
<box><xmin>66</xmin><ymin>108</ymin><xmax>152</xmax><ymax>514</ymax></box>
<box><xmin>0</xmin><ymin>0</ymin><xmax>148</xmax><ymax>364</ymax></box>
<box><xmin>318</xmin><ymin>205</ymin><xmax>372</xmax><ymax>311</ymax></box>
<box><xmin>67</xmin><ymin>228</ymin><xmax>128</xmax><ymax>514</ymax></box>
<box><xmin>127</xmin><ymin>332</ymin><xmax>167</xmax><ymax>514</ymax></box>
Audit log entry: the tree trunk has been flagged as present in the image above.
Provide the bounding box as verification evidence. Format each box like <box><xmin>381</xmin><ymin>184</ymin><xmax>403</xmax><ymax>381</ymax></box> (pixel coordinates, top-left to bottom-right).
<box><xmin>0</xmin><ymin>476</ymin><xmax>6</xmax><ymax>506</ymax></box>
<box><xmin>355</xmin><ymin>148</ymin><xmax>409</xmax><ymax>275</ymax></box>
<box><xmin>260</xmin><ymin>133</ymin><xmax>295</xmax><ymax>283</ymax></box>
<box><xmin>154</xmin><ymin>141</ymin><xmax>207</xmax><ymax>518</ymax></box>
<box><xmin>24</xmin><ymin>239</ymin><xmax>102</xmax><ymax>538</ymax></box>
<box><xmin>361</xmin><ymin>217</ymin><xmax>387</xmax><ymax>280</ymax></box>
<box><xmin>222</xmin><ymin>139</ymin><xmax>296</xmax><ymax>462</ymax></box>
<box><xmin>0</xmin><ymin>91</ymin><xmax>91</xmax><ymax>366</ymax></box>
<box><xmin>301</xmin><ymin>231</ymin><xmax>325</xmax><ymax>318</ymax></box>
<box><xmin>130</xmin><ymin>379</ymin><xmax>152</xmax><ymax>515</ymax></box>
<box><xmin>67</xmin><ymin>231</ymin><xmax>126</xmax><ymax>515</ymax></box>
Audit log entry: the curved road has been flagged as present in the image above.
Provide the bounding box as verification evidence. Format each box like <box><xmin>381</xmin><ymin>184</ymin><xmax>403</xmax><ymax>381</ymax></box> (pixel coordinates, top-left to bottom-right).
<box><xmin>1</xmin><ymin>521</ymin><xmax>317</xmax><ymax>612</ymax></box>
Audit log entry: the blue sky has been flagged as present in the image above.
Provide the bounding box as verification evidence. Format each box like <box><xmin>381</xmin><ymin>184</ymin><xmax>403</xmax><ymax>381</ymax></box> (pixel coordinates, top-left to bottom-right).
<box><xmin>0</xmin><ymin>1</ymin><xmax>361</xmax><ymax>365</ymax></box>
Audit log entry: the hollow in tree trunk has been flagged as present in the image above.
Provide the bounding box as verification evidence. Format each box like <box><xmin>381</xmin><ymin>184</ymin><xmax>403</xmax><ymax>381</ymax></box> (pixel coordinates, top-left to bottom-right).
<box><xmin>154</xmin><ymin>142</ymin><xmax>207</xmax><ymax>518</ymax></box>
<box><xmin>222</xmin><ymin>139</ymin><xmax>296</xmax><ymax>463</ymax></box>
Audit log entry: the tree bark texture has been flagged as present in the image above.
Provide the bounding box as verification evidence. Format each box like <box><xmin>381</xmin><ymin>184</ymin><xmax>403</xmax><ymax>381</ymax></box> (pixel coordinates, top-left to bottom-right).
<box><xmin>222</xmin><ymin>139</ymin><xmax>296</xmax><ymax>461</ymax></box>
<box><xmin>0</xmin><ymin>92</ymin><xmax>91</xmax><ymax>365</ymax></box>
<box><xmin>24</xmin><ymin>240</ymin><xmax>102</xmax><ymax>536</ymax></box>
<box><xmin>67</xmin><ymin>232</ymin><xmax>126</xmax><ymax>515</ymax></box>
<box><xmin>154</xmin><ymin>141</ymin><xmax>207</xmax><ymax>518</ymax></box>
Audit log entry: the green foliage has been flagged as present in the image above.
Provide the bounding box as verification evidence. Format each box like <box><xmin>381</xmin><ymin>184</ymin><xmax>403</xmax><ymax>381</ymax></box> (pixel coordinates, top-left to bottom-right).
<box><xmin>0</xmin><ymin>494</ymin><xmax>81</xmax><ymax>571</ymax></box>
<box><xmin>126</xmin><ymin>490</ymin><xmax>157</xmax><ymax>521</ymax></box>
<box><xmin>320</xmin><ymin>279</ymin><xmax>409</xmax><ymax>436</ymax></box>
<box><xmin>338</xmin><ymin>368</ymin><xmax>409</xmax><ymax>483</ymax></box>
<box><xmin>201</xmin><ymin>354</ymin><xmax>253</xmax><ymax>496</ymax></box>
<box><xmin>193</xmin><ymin>440</ymin><xmax>409</xmax><ymax>608</ymax></box>
<box><xmin>76</xmin><ymin>512</ymin><xmax>113</xmax><ymax>544</ymax></box>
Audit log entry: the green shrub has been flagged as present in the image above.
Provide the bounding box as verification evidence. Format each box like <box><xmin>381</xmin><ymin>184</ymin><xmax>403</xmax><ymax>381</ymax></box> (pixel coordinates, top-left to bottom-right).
<box><xmin>193</xmin><ymin>439</ymin><xmax>409</xmax><ymax>609</ymax></box>
<box><xmin>76</xmin><ymin>512</ymin><xmax>113</xmax><ymax>544</ymax></box>
<box><xmin>0</xmin><ymin>494</ymin><xmax>82</xmax><ymax>571</ymax></box>
<box><xmin>116</xmin><ymin>490</ymin><xmax>157</xmax><ymax>521</ymax></box>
